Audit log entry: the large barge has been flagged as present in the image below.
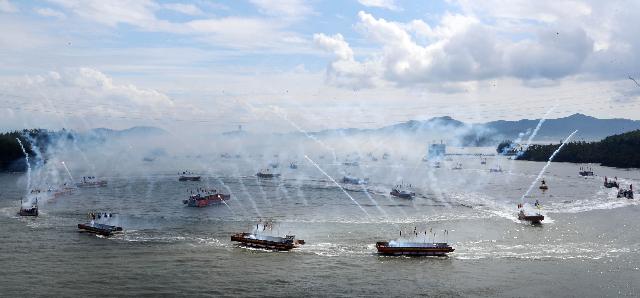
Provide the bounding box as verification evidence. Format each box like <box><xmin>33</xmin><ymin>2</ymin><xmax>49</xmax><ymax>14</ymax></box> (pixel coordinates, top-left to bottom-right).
<box><xmin>183</xmin><ymin>190</ymin><xmax>230</xmax><ymax>207</ymax></box>
<box><xmin>376</xmin><ymin>241</ymin><xmax>455</xmax><ymax>256</ymax></box>
<box><xmin>77</xmin><ymin>223</ymin><xmax>123</xmax><ymax>236</ymax></box>
<box><xmin>230</xmin><ymin>232</ymin><xmax>305</xmax><ymax>251</ymax></box>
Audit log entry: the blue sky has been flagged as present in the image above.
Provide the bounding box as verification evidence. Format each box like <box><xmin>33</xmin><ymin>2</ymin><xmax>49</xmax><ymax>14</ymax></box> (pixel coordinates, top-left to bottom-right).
<box><xmin>1</xmin><ymin>0</ymin><xmax>640</xmax><ymax>133</ymax></box>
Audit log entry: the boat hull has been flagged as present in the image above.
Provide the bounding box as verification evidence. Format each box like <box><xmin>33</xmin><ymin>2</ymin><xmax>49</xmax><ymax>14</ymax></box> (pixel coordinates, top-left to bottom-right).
<box><xmin>390</xmin><ymin>191</ymin><xmax>414</xmax><ymax>199</ymax></box>
<box><xmin>179</xmin><ymin>176</ymin><xmax>201</xmax><ymax>181</ymax></box>
<box><xmin>76</xmin><ymin>181</ymin><xmax>107</xmax><ymax>188</ymax></box>
<box><xmin>183</xmin><ymin>194</ymin><xmax>230</xmax><ymax>207</ymax></box>
<box><xmin>376</xmin><ymin>242</ymin><xmax>454</xmax><ymax>256</ymax></box>
<box><xmin>518</xmin><ymin>213</ymin><xmax>544</xmax><ymax>224</ymax></box>
<box><xmin>256</xmin><ymin>173</ymin><xmax>280</xmax><ymax>178</ymax></box>
<box><xmin>231</xmin><ymin>233</ymin><xmax>304</xmax><ymax>251</ymax></box>
<box><xmin>78</xmin><ymin>223</ymin><xmax>123</xmax><ymax>236</ymax></box>
<box><xmin>18</xmin><ymin>208</ymin><xmax>38</xmax><ymax>217</ymax></box>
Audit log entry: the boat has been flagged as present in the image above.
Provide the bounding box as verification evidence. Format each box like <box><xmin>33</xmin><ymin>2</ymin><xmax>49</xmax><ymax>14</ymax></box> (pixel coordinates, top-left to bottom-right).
<box><xmin>269</xmin><ymin>162</ymin><xmax>279</xmax><ymax>169</ymax></box>
<box><xmin>76</xmin><ymin>176</ymin><xmax>107</xmax><ymax>188</ymax></box>
<box><xmin>231</xmin><ymin>221</ymin><xmax>304</xmax><ymax>251</ymax></box>
<box><xmin>376</xmin><ymin>241</ymin><xmax>454</xmax><ymax>256</ymax></box>
<box><xmin>604</xmin><ymin>177</ymin><xmax>619</xmax><ymax>188</ymax></box>
<box><xmin>183</xmin><ymin>189</ymin><xmax>230</xmax><ymax>207</ymax></box>
<box><xmin>78</xmin><ymin>223</ymin><xmax>123</xmax><ymax>237</ymax></box>
<box><xmin>480</xmin><ymin>158</ymin><xmax>487</xmax><ymax>165</ymax></box>
<box><xmin>517</xmin><ymin>202</ymin><xmax>544</xmax><ymax>224</ymax></box>
<box><xmin>579</xmin><ymin>166</ymin><xmax>594</xmax><ymax>177</ymax></box>
<box><xmin>390</xmin><ymin>183</ymin><xmax>415</xmax><ymax>199</ymax></box>
<box><xmin>343</xmin><ymin>161</ymin><xmax>359</xmax><ymax>166</ymax></box>
<box><xmin>382</xmin><ymin>153</ymin><xmax>390</xmax><ymax>160</ymax></box>
<box><xmin>256</xmin><ymin>169</ymin><xmax>280</xmax><ymax>178</ymax></box>
<box><xmin>18</xmin><ymin>198</ymin><xmax>38</xmax><ymax>217</ymax></box>
<box><xmin>539</xmin><ymin>179</ymin><xmax>548</xmax><ymax>190</ymax></box>
<box><xmin>178</xmin><ymin>171</ymin><xmax>201</xmax><ymax>181</ymax></box>
<box><xmin>78</xmin><ymin>212</ymin><xmax>122</xmax><ymax>236</ymax></box>
<box><xmin>617</xmin><ymin>185</ymin><xmax>634</xmax><ymax>199</ymax></box>
<box><xmin>451</xmin><ymin>163</ymin><xmax>463</xmax><ymax>170</ymax></box>
<box><xmin>432</xmin><ymin>161</ymin><xmax>441</xmax><ymax>168</ymax></box>
<box><xmin>489</xmin><ymin>166</ymin><xmax>503</xmax><ymax>173</ymax></box>
<box><xmin>289</xmin><ymin>162</ymin><xmax>298</xmax><ymax>169</ymax></box>
<box><xmin>342</xmin><ymin>175</ymin><xmax>369</xmax><ymax>185</ymax></box>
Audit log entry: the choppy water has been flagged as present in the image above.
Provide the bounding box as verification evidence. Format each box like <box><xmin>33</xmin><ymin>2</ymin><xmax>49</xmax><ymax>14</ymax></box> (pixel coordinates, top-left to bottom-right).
<box><xmin>1</xmin><ymin>156</ymin><xmax>639</xmax><ymax>296</ymax></box>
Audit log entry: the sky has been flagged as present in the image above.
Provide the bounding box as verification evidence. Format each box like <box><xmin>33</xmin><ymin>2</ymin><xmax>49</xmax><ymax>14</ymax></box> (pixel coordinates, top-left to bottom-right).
<box><xmin>1</xmin><ymin>0</ymin><xmax>640</xmax><ymax>133</ymax></box>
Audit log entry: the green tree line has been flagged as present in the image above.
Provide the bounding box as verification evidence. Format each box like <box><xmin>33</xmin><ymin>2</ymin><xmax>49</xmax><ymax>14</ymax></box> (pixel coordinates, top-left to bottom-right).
<box><xmin>514</xmin><ymin>129</ymin><xmax>640</xmax><ymax>168</ymax></box>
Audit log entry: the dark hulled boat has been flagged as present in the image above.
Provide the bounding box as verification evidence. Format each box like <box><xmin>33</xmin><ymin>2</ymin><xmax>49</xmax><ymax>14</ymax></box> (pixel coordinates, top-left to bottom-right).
<box><xmin>604</xmin><ymin>177</ymin><xmax>619</xmax><ymax>189</ymax></box>
<box><xmin>376</xmin><ymin>241</ymin><xmax>454</xmax><ymax>256</ymax></box>
<box><xmin>76</xmin><ymin>176</ymin><xmax>107</xmax><ymax>188</ymax></box>
<box><xmin>342</xmin><ymin>175</ymin><xmax>369</xmax><ymax>185</ymax></box>
<box><xmin>78</xmin><ymin>223</ymin><xmax>123</xmax><ymax>236</ymax></box>
<box><xmin>230</xmin><ymin>232</ymin><xmax>305</xmax><ymax>251</ymax></box>
<box><xmin>579</xmin><ymin>166</ymin><xmax>594</xmax><ymax>177</ymax></box>
<box><xmin>390</xmin><ymin>183</ymin><xmax>415</xmax><ymax>199</ymax></box>
<box><xmin>518</xmin><ymin>210</ymin><xmax>544</xmax><ymax>224</ymax></box>
<box><xmin>178</xmin><ymin>171</ymin><xmax>201</xmax><ymax>181</ymax></box>
<box><xmin>18</xmin><ymin>197</ymin><xmax>38</xmax><ymax>217</ymax></box>
<box><xmin>539</xmin><ymin>179</ymin><xmax>548</xmax><ymax>190</ymax></box>
<box><xmin>183</xmin><ymin>191</ymin><xmax>230</xmax><ymax>207</ymax></box>
<box><xmin>617</xmin><ymin>184</ymin><xmax>634</xmax><ymax>199</ymax></box>
<box><xmin>256</xmin><ymin>169</ymin><xmax>280</xmax><ymax>178</ymax></box>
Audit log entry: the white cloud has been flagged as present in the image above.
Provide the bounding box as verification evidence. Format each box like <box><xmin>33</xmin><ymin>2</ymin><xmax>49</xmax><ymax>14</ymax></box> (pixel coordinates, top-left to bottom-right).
<box><xmin>357</xmin><ymin>0</ymin><xmax>400</xmax><ymax>11</ymax></box>
<box><xmin>315</xmin><ymin>10</ymin><xmax>603</xmax><ymax>90</ymax></box>
<box><xmin>249</xmin><ymin>0</ymin><xmax>313</xmax><ymax>19</ymax></box>
<box><xmin>0</xmin><ymin>0</ymin><xmax>18</xmax><ymax>13</ymax></box>
<box><xmin>313</xmin><ymin>33</ymin><xmax>380</xmax><ymax>89</ymax></box>
<box><xmin>45</xmin><ymin>0</ymin><xmax>309</xmax><ymax>51</ymax></box>
<box><xmin>162</xmin><ymin>3</ymin><xmax>203</xmax><ymax>16</ymax></box>
<box><xmin>35</xmin><ymin>7</ymin><xmax>66</xmax><ymax>19</ymax></box>
<box><xmin>0</xmin><ymin>68</ymin><xmax>174</xmax><ymax>122</ymax></box>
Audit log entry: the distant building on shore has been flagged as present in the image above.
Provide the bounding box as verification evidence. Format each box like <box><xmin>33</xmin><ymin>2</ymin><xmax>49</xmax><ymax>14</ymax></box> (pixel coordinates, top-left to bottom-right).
<box><xmin>427</xmin><ymin>141</ymin><xmax>446</xmax><ymax>160</ymax></box>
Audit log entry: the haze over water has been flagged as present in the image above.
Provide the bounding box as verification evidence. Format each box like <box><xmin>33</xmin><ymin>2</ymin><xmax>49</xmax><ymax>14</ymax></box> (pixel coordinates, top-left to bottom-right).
<box><xmin>1</xmin><ymin>150</ymin><xmax>639</xmax><ymax>296</ymax></box>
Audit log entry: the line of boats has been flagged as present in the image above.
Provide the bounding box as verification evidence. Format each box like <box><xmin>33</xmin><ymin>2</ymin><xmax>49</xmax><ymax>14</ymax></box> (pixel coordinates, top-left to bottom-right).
<box><xmin>70</xmin><ymin>216</ymin><xmax>458</xmax><ymax>256</ymax></box>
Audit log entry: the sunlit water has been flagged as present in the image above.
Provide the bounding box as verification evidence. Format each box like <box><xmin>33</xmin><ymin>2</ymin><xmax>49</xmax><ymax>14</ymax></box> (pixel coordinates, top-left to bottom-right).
<box><xmin>1</xmin><ymin>156</ymin><xmax>639</xmax><ymax>296</ymax></box>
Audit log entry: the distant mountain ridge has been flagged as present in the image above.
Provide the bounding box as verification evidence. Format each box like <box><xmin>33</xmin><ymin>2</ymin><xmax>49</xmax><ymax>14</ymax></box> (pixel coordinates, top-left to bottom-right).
<box><xmin>307</xmin><ymin>113</ymin><xmax>640</xmax><ymax>144</ymax></box>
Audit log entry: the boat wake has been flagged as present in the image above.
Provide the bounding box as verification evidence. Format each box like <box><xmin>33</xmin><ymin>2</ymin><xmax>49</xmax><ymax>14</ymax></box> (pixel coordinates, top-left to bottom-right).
<box><xmin>545</xmin><ymin>185</ymin><xmax>639</xmax><ymax>214</ymax></box>
<box><xmin>454</xmin><ymin>240</ymin><xmax>633</xmax><ymax>260</ymax></box>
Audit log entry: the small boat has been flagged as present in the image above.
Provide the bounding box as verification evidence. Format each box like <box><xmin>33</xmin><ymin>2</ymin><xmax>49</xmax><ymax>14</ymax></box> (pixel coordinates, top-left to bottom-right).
<box><xmin>604</xmin><ymin>177</ymin><xmax>619</xmax><ymax>189</ymax></box>
<box><xmin>517</xmin><ymin>202</ymin><xmax>544</xmax><ymax>224</ymax></box>
<box><xmin>178</xmin><ymin>171</ymin><xmax>201</xmax><ymax>181</ymax></box>
<box><xmin>289</xmin><ymin>162</ymin><xmax>298</xmax><ymax>169</ymax></box>
<box><xmin>343</xmin><ymin>161</ymin><xmax>359</xmax><ymax>166</ymax></box>
<box><xmin>617</xmin><ymin>185</ymin><xmax>634</xmax><ymax>199</ymax></box>
<box><xmin>432</xmin><ymin>161</ymin><xmax>441</xmax><ymax>168</ymax></box>
<box><xmin>256</xmin><ymin>169</ymin><xmax>280</xmax><ymax>178</ymax></box>
<box><xmin>480</xmin><ymin>158</ymin><xmax>487</xmax><ymax>165</ymax></box>
<box><xmin>18</xmin><ymin>198</ymin><xmax>38</xmax><ymax>217</ymax></box>
<box><xmin>451</xmin><ymin>163</ymin><xmax>463</xmax><ymax>170</ymax></box>
<box><xmin>489</xmin><ymin>166</ymin><xmax>503</xmax><ymax>173</ymax></box>
<box><xmin>183</xmin><ymin>189</ymin><xmax>230</xmax><ymax>207</ymax></box>
<box><xmin>376</xmin><ymin>241</ymin><xmax>454</xmax><ymax>256</ymax></box>
<box><xmin>390</xmin><ymin>183</ymin><xmax>415</xmax><ymax>199</ymax></box>
<box><xmin>76</xmin><ymin>176</ymin><xmax>107</xmax><ymax>188</ymax></box>
<box><xmin>269</xmin><ymin>162</ymin><xmax>279</xmax><ymax>169</ymax></box>
<box><xmin>78</xmin><ymin>223</ymin><xmax>123</xmax><ymax>237</ymax></box>
<box><xmin>539</xmin><ymin>179</ymin><xmax>548</xmax><ymax>190</ymax></box>
<box><xmin>342</xmin><ymin>175</ymin><xmax>369</xmax><ymax>185</ymax></box>
<box><xmin>382</xmin><ymin>153</ymin><xmax>390</xmax><ymax>160</ymax></box>
<box><xmin>578</xmin><ymin>166</ymin><xmax>594</xmax><ymax>177</ymax></box>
